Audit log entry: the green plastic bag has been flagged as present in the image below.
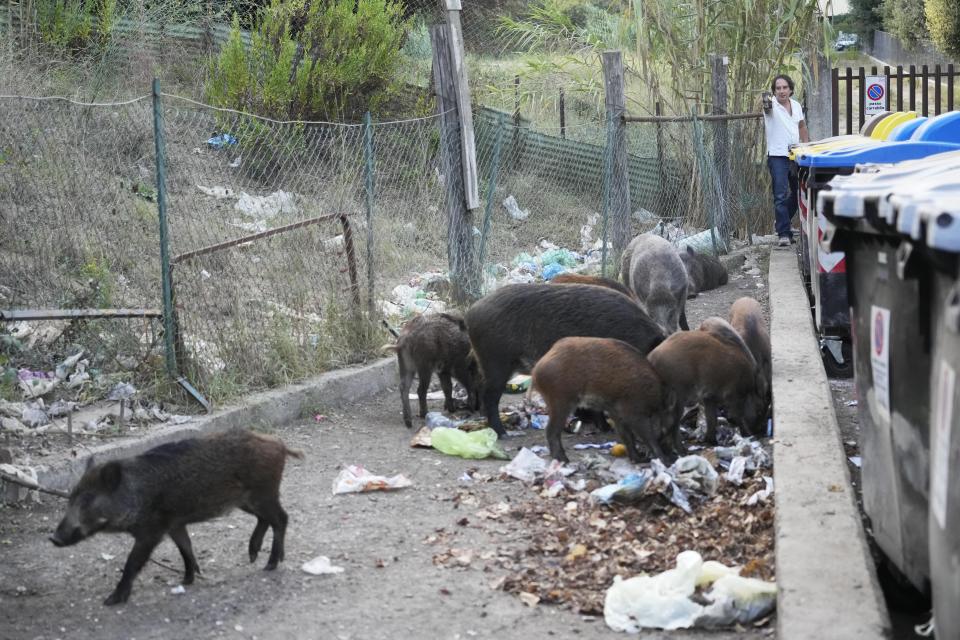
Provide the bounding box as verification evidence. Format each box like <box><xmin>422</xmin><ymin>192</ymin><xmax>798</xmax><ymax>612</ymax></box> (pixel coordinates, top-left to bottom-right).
<box><xmin>430</xmin><ymin>427</ymin><xmax>509</xmax><ymax>460</ymax></box>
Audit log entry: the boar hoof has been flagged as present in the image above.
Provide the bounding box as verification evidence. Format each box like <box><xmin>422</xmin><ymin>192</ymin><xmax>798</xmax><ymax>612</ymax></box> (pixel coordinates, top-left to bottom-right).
<box><xmin>249</xmin><ymin>550</ymin><xmax>259</xmax><ymax>563</ymax></box>
<box><xmin>103</xmin><ymin>589</ymin><xmax>129</xmax><ymax>606</ymax></box>
<box><xmin>264</xmin><ymin>560</ymin><xmax>278</xmax><ymax>571</ymax></box>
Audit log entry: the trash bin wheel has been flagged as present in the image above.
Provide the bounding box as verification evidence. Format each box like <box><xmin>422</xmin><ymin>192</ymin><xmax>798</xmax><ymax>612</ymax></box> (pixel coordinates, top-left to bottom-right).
<box><xmin>822</xmin><ymin>339</ymin><xmax>853</xmax><ymax>378</ymax></box>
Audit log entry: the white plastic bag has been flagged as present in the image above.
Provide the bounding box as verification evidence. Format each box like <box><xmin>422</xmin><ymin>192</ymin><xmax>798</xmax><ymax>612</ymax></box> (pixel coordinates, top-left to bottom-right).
<box><xmin>331</xmin><ymin>465</ymin><xmax>412</xmax><ymax>494</ymax></box>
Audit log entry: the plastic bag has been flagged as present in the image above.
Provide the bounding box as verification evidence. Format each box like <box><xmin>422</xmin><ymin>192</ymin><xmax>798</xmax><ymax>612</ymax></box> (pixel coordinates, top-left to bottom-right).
<box><xmin>500</xmin><ymin>447</ymin><xmax>548</xmax><ymax>482</ymax></box>
<box><xmin>430</xmin><ymin>427</ymin><xmax>508</xmax><ymax>460</ymax></box>
<box><xmin>331</xmin><ymin>465</ymin><xmax>412</xmax><ymax>494</ymax></box>
<box><xmin>604</xmin><ymin>551</ymin><xmax>777</xmax><ymax>632</ymax></box>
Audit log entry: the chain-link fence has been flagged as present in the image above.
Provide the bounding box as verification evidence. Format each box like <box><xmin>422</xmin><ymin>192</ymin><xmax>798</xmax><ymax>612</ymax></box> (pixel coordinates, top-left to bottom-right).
<box><xmin>0</xmin><ymin>89</ymin><xmax>456</xmax><ymax>403</ymax></box>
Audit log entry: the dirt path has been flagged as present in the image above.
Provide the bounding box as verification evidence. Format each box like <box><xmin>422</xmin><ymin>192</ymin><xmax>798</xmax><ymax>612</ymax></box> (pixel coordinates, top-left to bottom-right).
<box><xmin>0</xmin><ymin>246</ymin><xmax>774</xmax><ymax>640</ymax></box>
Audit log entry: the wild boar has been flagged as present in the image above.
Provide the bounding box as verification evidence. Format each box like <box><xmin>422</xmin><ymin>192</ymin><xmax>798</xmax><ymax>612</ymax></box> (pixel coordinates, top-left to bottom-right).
<box><xmin>549</xmin><ymin>272</ymin><xmax>638</xmax><ymax>302</ymax></box>
<box><xmin>50</xmin><ymin>429</ymin><xmax>302</xmax><ymax>605</ymax></box>
<box><xmin>383</xmin><ymin>311</ymin><xmax>479</xmax><ymax>428</ymax></box>
<box><xmin>648</xmin><ymin>327</ymin><xmax>766</xmax><ymax>445</ymax></box>
<box><xmin>531</xmin><ymin>337</ymin><xmax>676</xmax><ymax>463</ymax></box>
<box><xmin>621</xmin><ymin>234</ymin><xmax>689</xmax><ymax>334</ymax></box>
<box><xmin>466</xmin><ymin>283</ymin><xmax>666</xmax><ymax>436</ymax></box>
<box><xmin>679</xmin><ymin>245</ymin><xmax>728</xmax><ymax>297</ymax></box>
<box><xmin>727</xmin><ymin>297</ymin><xmax>772</xmax><ymax>410</ymax></box>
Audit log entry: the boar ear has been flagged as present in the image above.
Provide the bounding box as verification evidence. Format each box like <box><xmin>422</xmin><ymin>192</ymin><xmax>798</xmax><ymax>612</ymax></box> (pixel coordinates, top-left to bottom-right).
<box><xmin>686</xmin><ymin>245</ymin><xmax>695</xmax><ymax>256</ymax></box>
<box><xmin>99</xmin><ymin>462</ymin><xmax>123</xmax><ymax>491</ymax></box>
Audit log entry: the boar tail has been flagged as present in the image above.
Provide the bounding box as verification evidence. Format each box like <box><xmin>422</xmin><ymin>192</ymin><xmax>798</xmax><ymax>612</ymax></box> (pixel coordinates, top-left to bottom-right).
<box><xmin>381</xmin><ymin>319</ymin><xmax>400</xmax><ymax>339</ymax></box>
<box><xmin>284</xmin><ymin>446</ymin><xmax>305</xmax><ymax>460</ymax></box>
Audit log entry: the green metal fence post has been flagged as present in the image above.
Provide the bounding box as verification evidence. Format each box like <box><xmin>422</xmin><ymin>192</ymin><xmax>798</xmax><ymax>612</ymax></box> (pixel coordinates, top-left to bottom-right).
<box><xmin>152</xmin><ymin>78</ymin><xmax>177</xmax><ymax>378</ymax></box>
<box><xmin>600</xmin><ymin>111</ymin><xmax>615</xmax><ymax>277</ymax></box>
<box><xmin>477</xmin><ymin>115</ymin><xmax>505</xmax><ymax>270</ymax></box>
<box><xmin>363</xmin><ymin>111</ymin><xmax>375</xmax><ymax>318</ymax></box>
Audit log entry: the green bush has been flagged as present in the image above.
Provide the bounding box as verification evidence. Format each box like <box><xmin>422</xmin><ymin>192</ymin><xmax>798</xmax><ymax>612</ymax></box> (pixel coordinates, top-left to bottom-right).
<box><xmin>35</xmin><ymin>0</ymin><xmax>116</xmax><ymax>55</ymax></box>
<box><xmin>206</xmin><ymin>0</ymin><xmax>409</xmax><ymax>121</ymax></box>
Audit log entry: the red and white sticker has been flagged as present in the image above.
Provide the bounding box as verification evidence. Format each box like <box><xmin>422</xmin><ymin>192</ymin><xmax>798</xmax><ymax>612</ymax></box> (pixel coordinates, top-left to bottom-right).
<box><xmin>817</xmin><ymin>214</ymin><xmax>846</xmax><ymax>273</ymax></box>
<box><xmin>870</xmin><ymin>305</ymin><xmax>891</xmax><ymax>423</ymax></box>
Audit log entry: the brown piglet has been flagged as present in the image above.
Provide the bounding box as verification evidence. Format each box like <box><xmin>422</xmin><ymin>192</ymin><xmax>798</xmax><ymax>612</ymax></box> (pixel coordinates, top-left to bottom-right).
<box><xmin>648</xmin><ymin>326</ymin><xmax>766</xmax><ymax>445</ymax></box>
<box><xmin>50</xmin><ymin>429</ymin><xmax>303</xmax><ymax>605</ymax></box>
<box><xmin>727</xmin><ymin>297</ymin><xmax>772</xmax><ymax>411</ymax></box>
<box><xmin>531</xmin><ymin>336</ymin><xmax>676</xmax><ymax>463</ymax></box>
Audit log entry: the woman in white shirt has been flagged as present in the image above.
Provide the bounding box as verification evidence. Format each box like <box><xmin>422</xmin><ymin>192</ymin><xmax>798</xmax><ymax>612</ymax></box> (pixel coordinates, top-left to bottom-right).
<box><xmin>763</xmin><ymin>74</ymin><xmax>810</xmax><ymax>247</ymax></box>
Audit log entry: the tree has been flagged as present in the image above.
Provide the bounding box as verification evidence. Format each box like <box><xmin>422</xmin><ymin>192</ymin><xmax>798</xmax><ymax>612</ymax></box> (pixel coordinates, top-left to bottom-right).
<box><xmin>847</xmin><ymin>0</ymin><xmax>883</xmax><ymax>43</ymax></box>
<box><xmin>925</xmin><ymin>0</ymin><xmax>960</xmax><ymax>59</ymax></box>
<box><xmin>881</xmin><ymin>0</ymin><xmax>928</xmax><ymax>49</ymax></box>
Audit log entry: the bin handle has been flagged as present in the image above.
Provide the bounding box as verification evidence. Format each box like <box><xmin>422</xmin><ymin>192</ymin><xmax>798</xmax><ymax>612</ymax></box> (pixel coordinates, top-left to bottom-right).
<box><xmin>896</xmin><ymin>241</ymin><xmax>916</xmax><ymax>281</ymax></box>
<box><xmin>946</xmin><ymin>284</ymin><xmax>960</xmax><ymax>335</ymax></box>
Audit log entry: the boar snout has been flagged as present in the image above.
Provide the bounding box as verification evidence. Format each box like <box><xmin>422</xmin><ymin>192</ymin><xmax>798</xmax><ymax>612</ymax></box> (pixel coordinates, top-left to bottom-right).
<box><xmin>50</xmin><ymin>523</ymin><xmax>84</xmax><ymax>547</ymax></box>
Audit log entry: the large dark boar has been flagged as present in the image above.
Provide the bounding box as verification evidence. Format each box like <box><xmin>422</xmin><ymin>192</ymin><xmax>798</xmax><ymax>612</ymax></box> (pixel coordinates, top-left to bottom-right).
<box><xmin>648</xmin><ymin>327</ymin><xmax>766</xmax><ymax>445</ymax></box>
<box><xmin>466</xmin><ymin>283</ymin><xmax>666</xmax><ymax>436</ymax></box>
<box><xmin>382</xmin><ymin>311</ymin><xmax>479</xmax><ymax>428</ymax></box>
<box><xmin>549</xmin><ymin>272</ymin><xmax>638</xmax><ymax>302</ymax></box>
<box><xmin>679</xmin><ymin>245</ymin><xmax>728</xmax><ymax>297</ymax></box>
<box><xmin>531</xmin><ymin>337</ymin><xmax>676</xmax><ymax>463</ymax></box>
<box><xmin>621</xmin><ymin>234</ymin><xmax>689</xmax><ymax>334</ymax></box>
<box><xmin>50</xmin><ymin>429</ymin><xmax>303</xmax><ymax>605</ymax></box>
<box><xmin>727</xmin><ymin>297</ymin><xmax>772</xmax><ymax>409</ymax></box>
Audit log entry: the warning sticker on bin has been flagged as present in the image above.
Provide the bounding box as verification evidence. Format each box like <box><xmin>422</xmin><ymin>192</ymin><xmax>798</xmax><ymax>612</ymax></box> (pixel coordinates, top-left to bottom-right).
<box><xmin>870</xmin><ymin>305</ymin><xmax>891</xmax><ymax>423</ymax></box>
<box><xmin>930</xmin><ymin>360</ymin><xmax>955</xmax><ymax>531</ymax></box>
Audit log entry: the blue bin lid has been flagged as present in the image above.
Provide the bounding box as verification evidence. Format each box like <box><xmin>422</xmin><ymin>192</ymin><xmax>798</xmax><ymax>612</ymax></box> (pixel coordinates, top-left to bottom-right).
<box><xmin>888</xmin><ymin>117</ymin><xmax>927</xmax><ymax>141</ymax></box>
<box><xmin>911</xmin><ymin>110</ymin><xmax>960</xmax><ymax>144</ymax></box>
<box><xmin>798</xmin><ymin>141</ymin><xmax>960</xmax><ymax>168</ymax></box>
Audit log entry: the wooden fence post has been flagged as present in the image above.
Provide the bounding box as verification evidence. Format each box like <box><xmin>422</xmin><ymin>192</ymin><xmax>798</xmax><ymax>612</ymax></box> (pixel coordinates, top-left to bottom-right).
<box><xmin>441</xmin><ymin>0</ymin><xmax>479</xmax><ymax>210</ymax></box>
<box><xmin>430</xmin><ymin>23</ymin><xmax>479</xmax><ymax>303</ymax></box>
<box><xmin>601</xmin><ymin>51</ymin><xmax>631</xmax><ymax>258</ymax></box>
<box><xmin>710</xmin><ymin>53</ymin><xmax>730</xmax><ymax>246</ymax></box>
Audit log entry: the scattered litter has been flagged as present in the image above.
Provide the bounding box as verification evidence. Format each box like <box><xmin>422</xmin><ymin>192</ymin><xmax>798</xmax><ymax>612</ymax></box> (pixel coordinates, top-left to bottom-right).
<box><xmin>745</xmin><ymin>476</ymin><xmax>774</xmax><ymax>506</ymax></box>
<box><xmin>107</xmin><ymin>383</ymin><xmax>136</xmax><ymax>401</ymax></box>
<box><xmin>196</xmin><ymin>185</ymin><xmax>235</xmax><ymax>199</ymax></box>
<box><xmin>235</xmin><ymin>190</ymin><xmax>297</xmax><ymax>220</ymax></box>
<box><xmin>100</xmin><ymin>553</ymin><xmax>115</xmax><ymax>561</ymax></box>
<box><xmin>724</xmin><ymin>456</ymin><xmax>749</xmax><ymax>485</ymax></box>
<box><xmin>410</xmin><ymin>426</ymin><xmax>433</xmax><ymax>448</ymax></box>
<box><xmin>847</xmin><ymin>456</ymin><xmax>862</xmax><ymax>468</ymax></box>
<box><xmin>425</xmin><ymin>412</ymin><xmax>458</xmax><ymax>429</ymax></box>
<box><xmin>610</xmin><ymin>443</ymin><xmax>627</xmax><ymax>457</ymax></box>
<box><xmin>170</xmin><ymin>585</ymin><xmax>186</xmax><ymax>595</ymax></box>
<box><xmin>573</xmin><ymin>442</ymin><xmax>616</xmax><ymax>451</ymax></box>
<box><xmin>503</xmin><ymin>195</ymin><xmax>530</xmax><ymax>221</ymax></box>
<box><xmin>430</xmin><ymin>427</ymin><xmax>508</xmax><ymax>460</ymax></box>
<box><xmin>409</xmin><ymin>390</ymin><xmax>447</xmax><ymax>401</ymax></box>
<box><xmin>331</xmin><ymin>465</ymin><xmax>412</xmax><ymax>494</ymax></box>
<box><xmin>314</xmin><ymin>414</ymin><xmax>328</xmax><ymax>423</ymax></box>
<box><xmin>18</xmin><ymin>376</ymin><xmax>57</xmax><ymax>399</ymax></box>
<box><xmin>603</xmin><ymin>550</ymin><xmax>776</xmax><ymax>632</ymax></box>
<box><xmin>505</xmin><ymin>374</ymin><xmax>531</xmax><ymax>393</ymax></box>
<box><xmin>591</xmin><ymin>456</ymin><xmax>718</xmax><ymax>513</ymax></box>
<box><xmin>846</xmin><ymin>400</ymin><xmax>858</xmax><ymax>407</ymax></box>
<box><xmin>54</xmin><ymin>351</ymin><xmax>84</xmax><ymax>380</ymax></box>
<box><xmin>207</xmin><ymin>133</ymin><xmax>237</xmax><ymax>148</ymax></box>
<box><xmin>20</xmin><ymin>404</ymin><xmax>48</xmax><ymax>428</ymax></box>
<box><xmin>301</xmin><ymin>555</ymin><xmax>345</xmax><ymax>575</ymax></box>
<box><xmin>500</xmin><ymin>448</ymin><xmax>548</xmax><ymax>483</ymax></box>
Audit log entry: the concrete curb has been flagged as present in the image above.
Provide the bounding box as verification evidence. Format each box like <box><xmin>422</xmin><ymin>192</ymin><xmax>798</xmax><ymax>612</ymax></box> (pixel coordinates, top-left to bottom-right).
<box><xmin>769</xmin><ymin>250</ymin><xmax>890</xmax><ymax>639</ymax></box>
<box><xmin>32</xmin><ymin>357</ymin><xmax>398</xmax><ymax>495</ymax></box>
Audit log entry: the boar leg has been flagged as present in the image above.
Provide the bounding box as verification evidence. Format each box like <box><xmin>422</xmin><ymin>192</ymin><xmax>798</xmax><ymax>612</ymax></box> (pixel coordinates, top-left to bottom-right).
<box><xmin>398</xmin><ymin>353</ymin><xmax>415</xmax><ymax>428</ymax></box>
<box><xmin>703</xmin><ymin>398</ymin><xmax>720</xmax><ymax>445</ymax></box>
<box><xmin>255</xmin><ymin>500</ymin><xmax>289</xmax><ymax>570</ymax></box>
<box><xmin>416</xmin><ymin>364</ymin><xmax>433</xmax><ymax>419</ymax></box>
<box><xmin>168</xmin><ymin>525</ymin><xmax>201</xmax><ymax>585</ymax></box>
<box><xmin>247</xmin><ymin>516</ymin><xmax>269</xmax><ymax>563</ymax></box>
<box><xmin>104</xmin><ymin>532</ymin><xmax>163</xmax><ymax>605</ymax></box>
<box><xmin>477</xmin><ymin>361</ymin><xmax>510</xmax><ymax>436</ymax></box>
<box><xmin>438</xmin><ymin>370</ymin><xmax>455</xmax><ymax>413</ymax></box>
<box><xmin>545</xmin><ymin>399</ymin><xmax>576</xmax><ymax>463</ymax></box>
<box><xmin>679</xmin><ymin>308</ymin><xmax>689</xmax><ymax>331</ymax></box>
